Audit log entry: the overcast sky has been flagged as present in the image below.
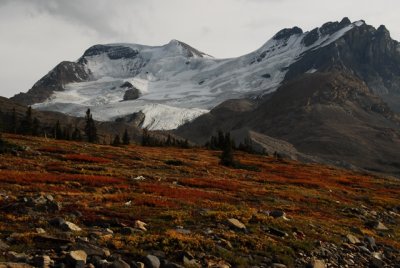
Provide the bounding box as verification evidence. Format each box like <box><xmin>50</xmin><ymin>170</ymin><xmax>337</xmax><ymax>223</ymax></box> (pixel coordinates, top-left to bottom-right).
<box><xmin>1</xmin><ymin>0</ymin><xmax>399</xmax><ymax>98</ymax></box>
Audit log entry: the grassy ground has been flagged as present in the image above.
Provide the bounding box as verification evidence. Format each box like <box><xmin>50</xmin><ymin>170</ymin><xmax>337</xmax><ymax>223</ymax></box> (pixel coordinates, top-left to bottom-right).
<box><xmin>0</xmin><ymin>134</ymin><xmax>399</xmax><ymax>267</ymax></box>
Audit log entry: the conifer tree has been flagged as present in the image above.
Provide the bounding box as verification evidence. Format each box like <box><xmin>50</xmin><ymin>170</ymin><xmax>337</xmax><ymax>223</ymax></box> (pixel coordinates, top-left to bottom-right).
<box><xmin>32</xmin><ymin>117</ymin><xmax>40</xmax><ymax>136</ymax></box>
<box><xmin>54</xmin><ymin>120</ymin><xmax>63</xmax><ymax>139</ymax></box>
<box><xmin>71</xmin><ymin>126</ymin><xmax>82</xmax><ymax>141</ymax></box>
<box><xmin>63</xmin><ymin>127</ymin><xmax>71</xmax><ymax>140</ymax></box>
<box><xmin>84</xmin><ymin>109</ymin><xmax>98</xmax><ymax>143</ymax></box>
<box><xmin>19</xmin><ymin>106</ymin><xmax>33</xmax><ymax>135</ymax></box>
<box><xmin>112</xmin><ymin>134</ymin><xmax>121</xmax><ymax>146</ymax></box>
<box><xmin>122</xmin><ymin>129</ymin><xmax>130</xmax><ymax>145</ymax></box>
<box><xmin>0</xmin><ymin>109</ymin><xmax>3</xmax><ymax>133</ymax></box>
<box><xmin>220</xmin><ymin>132</ymin><xmax>236</xmax><ymax>167</ymax></box>
<box><xmin>142</xmin><ymin>128</ymin><xmax>150</xmax><ymax>146</ymax></box>
<box><xmin>10</xmin><ymin>108</ymin><xmax>17</xmax><ymax>134</ymax></box>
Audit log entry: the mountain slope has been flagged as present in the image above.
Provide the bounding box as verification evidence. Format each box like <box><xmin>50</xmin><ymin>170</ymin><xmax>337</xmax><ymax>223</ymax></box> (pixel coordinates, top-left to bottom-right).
<box><xmin>11</xmin><ymin>18</ymin><xmax>381</xmax><ymax>130</ymax></box>
<box><xmin>0</xmin><ymin>97</ymin><xmax>142</xmax><ymax>143</ymax></box>
<box><xmin>177</xmin><ymin>72</ymin><xmax>400</xmax><ymax>175</ymax></box>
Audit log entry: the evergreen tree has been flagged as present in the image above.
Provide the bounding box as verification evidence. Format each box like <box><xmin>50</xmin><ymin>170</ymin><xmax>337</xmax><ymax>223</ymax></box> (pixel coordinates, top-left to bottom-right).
<box><xmin>54</xmin><ymin>120</ymin><xmax>63</xmax><ymax>139</ymax></box>
<box><xmin>32</xmin><ymin>117</ymin><xmax>40</xmax><ymax>136</ymax></box>
<box><xmin>217</xmin><ymin>131</ymin><xmax>225</xmax><ymax>149</ymax></box>
<box><xmin>166</xmin><ymin>134</ymin><xmax>172</xmax><ymax>146</ymax></box>
<box><xmin>0</xmin><ymin>109</ymin><xmax>3</xmax><ymax>133</ymax></box>
<box><xmin>84</xmin><ymin>109</ymin><xmax>98</xmax><ymax>143</ymax></box>
<box><xmin>63</xmin><ymin>127</ymin><xmax>71</xmax><ymax>140</ymax></box>
<box><xmin>112</xmin><ymin>134</ymin><xmax>121</xmax><ymax>146</ymax></box>
<box><xmin>142</xmin><ymin>128</ymin><xmax>150</xmax><ymax>146</ymax></box>
<box><xmin>19</xmin><ymin>106</ymin><xmax>33</xmax><ymax>135</ymax></box>
<box><xmin>71</xmin><ymin>126</ymin><xmax>82</xmax><ymax>141</ymax></box>
<box><xmin>10</xmin><ymin>108</ymin><xmax>17</xmax><ymax>134</ymax></box>
<box><xmin>220</xmin><ymin>132</ymin><xmax>236</xmax><ymax>167</ymax></box>
<box><xmin>122</xmin><ymin>129</ymin><xmax>130</xmax><ymax>145</ymax></box>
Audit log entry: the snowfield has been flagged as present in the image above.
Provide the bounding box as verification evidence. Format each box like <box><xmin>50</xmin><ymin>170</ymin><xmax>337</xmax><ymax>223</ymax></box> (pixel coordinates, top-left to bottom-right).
<box><xmin>33</xmin><ymin>21</ymin><xmax>364</xmax><ymax>130</ymax></box>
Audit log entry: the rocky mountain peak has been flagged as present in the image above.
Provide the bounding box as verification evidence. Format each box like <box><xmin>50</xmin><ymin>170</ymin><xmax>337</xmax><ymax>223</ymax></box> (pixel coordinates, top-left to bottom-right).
<box><xmin>273</xmin><ymin>27</ymin><xmax>303</xmax><ymax>40</ymax></box>
<box><xmin>166</xmin><ymin>39</ymin><xmax>211</xmax><ymax>58</ymax></box>
<box><xmin>80</xmin><ymin>44</ymin><xmax>139</xmax><ymax>61</ymax></box>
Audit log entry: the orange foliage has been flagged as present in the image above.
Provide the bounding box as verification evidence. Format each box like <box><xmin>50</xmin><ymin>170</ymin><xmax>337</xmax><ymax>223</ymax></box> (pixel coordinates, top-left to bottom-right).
<box><xmin>180</xmin><ymin>177</ymin><xmax>245</xmax><ymax>192</ymax></box>
<box><xmin>133</xmin><ymin>195</ymin><xmax>180</xmax><ymax>208</ymax></box>
<box><xmin>139</xmin><ymin>183</ymin><xmax>232</xmax><ymax>203</ymax></box>
<box><xmin>63</xmin><ymin>154</ymin><xmax>111</xmax><ymax>164</ymax></box>
<box><xmin>0</xmin><ymin>170</ymin><xmax>124</xmax><ymax>186</ymax></box>
<box><xmin>38</xmin><ymin>146</ymin><xmax>69</xmax><ymax>154</ymax></box>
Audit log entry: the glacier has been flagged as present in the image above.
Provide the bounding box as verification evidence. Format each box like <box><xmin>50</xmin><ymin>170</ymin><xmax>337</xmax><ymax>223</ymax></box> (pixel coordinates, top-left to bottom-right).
<box><xmin>32</xmin><ymin>20</ymin><xmax>365</xmax><ymax>130</ymax></box>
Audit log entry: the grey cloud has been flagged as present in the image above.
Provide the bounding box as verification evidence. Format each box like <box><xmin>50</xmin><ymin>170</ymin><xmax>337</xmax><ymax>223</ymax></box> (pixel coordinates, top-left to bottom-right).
<box><xmin>4</xmin><ymin>0</ymin><xmax>152</xmax><ymax>39</ymax></box>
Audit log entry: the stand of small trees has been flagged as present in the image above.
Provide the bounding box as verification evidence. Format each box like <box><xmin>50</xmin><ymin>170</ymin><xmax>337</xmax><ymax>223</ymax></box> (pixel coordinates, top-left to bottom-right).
<box><xmin>84</xmin><ymin>109</ymin><xmax>98</xmax><ymax>143</ymax></box>
<box><xmin>142</xmin><ymin>129</ymin><xmax>189</xmax><ymax>148</ymax></box>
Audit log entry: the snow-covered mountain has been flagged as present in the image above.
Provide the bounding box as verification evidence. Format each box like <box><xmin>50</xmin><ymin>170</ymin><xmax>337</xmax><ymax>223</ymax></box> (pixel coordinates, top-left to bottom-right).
<box><xmin>12</xmin><ymin>18</ymin><xmax>391</xmax><ymax>130</ymax></box>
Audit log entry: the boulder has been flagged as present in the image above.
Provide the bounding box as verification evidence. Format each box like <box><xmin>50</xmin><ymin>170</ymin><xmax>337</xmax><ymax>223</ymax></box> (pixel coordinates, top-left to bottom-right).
<box><xmin>364</xmin><ymin>235</ymin><xmax>376</xmax><ymax>250</ymax></box>
<box><xmin>32</xmin><ymin>255</ymin><xmax>51</xmax><ymax>268</ymax></box>
<box><xmin>71</xmin><ymin>242</ymin><xmax>109</xmax><ymax>257</ymax></box>
<box><xmin>134</xmin><ymin>220</ymin><xmax>147</xmax><ymax>231</ymax></box>
<box><xmin>309</xmin><ymin>259</ymin><xmax>326</xmax><ymax>268</ymax></box>
<box><xmin>110</xmin><ymin>259</ymin><xmax>130</xmax><ymax>268</ymax></box>
<box><xmin>0</xmin><ymin>239</ymin><xmax>9</xmax><ymax>251</ymax></box>
<box><xmin>227</xmin><ymin>218</ymin><xmax>246</xmax><ymax>231</ymax></box>
<box><xmin>5</xmin><ymin>252</ymin><xmax>28</xmax><ymax>263</ymax></box>
<box><xmin>268</xmin><ymin>227</ymin><xmax>288</xmax><ymax>237</ymax></box>
<box><xmin>123</xmin><ymin>88</ymin><xmax>140</xmax><ymax>101</ymax></box>
<box><xmin>346</xmin><ymin>234</ymin><xmax>360</xmax><ymax>244</ymax></box>
<box><xmin>272</xmin><ymin>264</ymin><xmax>287</xmax><ymax>268</ymax></box>
<box><xmin>120</xmin><ymin>227</ymin><xmax>136</xmax><ymax>235</ymax></box>
<box><xmin>143</xmin><ymin>255</ymin><xmax>160</xmax><ymax>268</ymax></box>
<box><xmin>66</xmin><ymin>250</ymin><xmax>87</xmax><ymax>267</ymax></box>
<box><xmin>269</xmin><ymin>210</ymin><xmax>286</xmax><ymax>218</ymax></box>
<box><xmin>0</xmin><ymin>263</ymin><xmax>33</xmax><ymax>268</ymax></box>
<box><xmin>62</xmin><ymin>221</ymin><xmax>82</xmax><ymax>232</ymax></box>
<box><xmin>365</xmin><ymin>220</ymin><xmax>389</xmax><ymax>231</ymax></box>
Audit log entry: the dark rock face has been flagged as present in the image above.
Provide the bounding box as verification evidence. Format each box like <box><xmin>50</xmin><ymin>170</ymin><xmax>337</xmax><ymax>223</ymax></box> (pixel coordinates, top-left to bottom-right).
<box><xmin>11</xmin><ymin>61</ymin><xmax>89</xmax><ymax>106</ymax></box>
<box><xmin>115</xmin><ymin>111</ymin><xmax>145</xmax><ymax>128</ymax></box>
<box><xmin>273</xmin><ymin>27</ymin><xmax>303</xmax><ymax>40</ymax></box>
<box><xmin>177</xmin><ymin>72</ymin><xmax>400</xmax><ymax>176</ymax></box>
<box><xmin>121</xmin><ymin>82</ymin><xmax>140</xmax><ymax>101</ymax></box>
<box><xmin>80</xmin><ymin>45</ymin><xmax>139</xmax><ymax>60</ymax></box>
<box><xmin>302</xmin><ymin>28</ymin><xmax>319</xmax><ymax>47</ymax></box>
<box><xmin>289</xmin><ymin>21</ymin><xmax>400</xmax><ymax>112</ymax></box>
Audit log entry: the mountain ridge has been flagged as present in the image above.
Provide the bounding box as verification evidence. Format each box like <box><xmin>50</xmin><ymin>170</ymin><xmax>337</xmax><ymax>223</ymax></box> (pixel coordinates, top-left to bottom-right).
<box><xmin>10</xmin><ymin>18</ymin><xmax>384</xmax><ymax>129</ymax></box>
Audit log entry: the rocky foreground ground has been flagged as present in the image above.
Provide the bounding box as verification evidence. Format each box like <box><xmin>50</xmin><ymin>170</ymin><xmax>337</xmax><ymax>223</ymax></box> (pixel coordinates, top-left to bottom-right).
<box><xmin>0</xmin><ymin>134</ymin><xmax>399</xmax><ymax>268</ymax></box>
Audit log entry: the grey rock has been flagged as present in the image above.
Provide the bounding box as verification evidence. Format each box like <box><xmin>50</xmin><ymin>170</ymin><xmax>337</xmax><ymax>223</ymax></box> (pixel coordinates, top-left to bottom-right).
<box><xmin>143</xmin><ymin>255</ymin><xmax>160</xmax><ymax>268</ymax></box>
<box><xmin>268</xmin><ymin>227</ymin><xmax>288</xmax><ymax>237</ymax></box>
<box><xmin>227</xmin><ymin>218</ymin><xmax>246</xmax><ymax>231</ymax></box>
<box><xmin>134</xmin><ymin>262</ymin><xmax>145</xmax><ymax>268</ymax></box>
<box><xmin>49</xmin><ymin>217</ymin><xmax>66</xmax><ymax>227</ymax></box>
<box><xmin>66</xmin><ymin>250</ymin><xmax>87</xmax><ymax>267</ymax></box>
<box><xmin>308</xmin><ymin>259</ymin><xmax>326</xmax><ymax>268</ymax></box>
<box><xmin>110</xmin><ymin>259</ymin><xmax>130</xmax><ymax>268</ymax></box>
<box><xmin>33</xmin><ymin>255</ymin><xmax>51</xmax><ymax>268</ymax></box>
<box><xmin>359</xmin><ymin>246</ymin><xmax>371</xmax><ymax>254</ymax></box>
<box><xmin>61</xmin><ymin>221</ymin><xmax>82</xmax><ymax>232</ymax></box>
<box><xmin>346</xmin><ymin>234</ymin><xmax>360</xmax><ymax>244</ymax></box>
<box><xmin>71</xmin><ymin>242</ymin><xmax>109</xmax><ymax>257</ymax></box>
<box><xmin>365</xmin><ymin>221</ymin><xmax>389</xmax><ymax>231</ymax></box>
<box><xmin>0</xmin><ymin>239</ymin><xmax>10</xmax><ymax>251</ymax></box>
<box><xmin>271</xmin><ymin>264</ymin><xmax>287</xmax><ymax>268</ymax></box>
<box><xmin>269</xmin><ymin>210</ymin><xmax>286</xmax><ymax>218</ymax></box>
<box><xmin>120</xmin><ymin>227</ymin><xmax>137</xmax><ymax>235</ymax></box>
<box><xmin>124</xmin><ymin>85</ymin><xmax>140</xmax><ymax>101</ymax></box>
<box><xmin>364</xmin><ymin>235</ymin><xmax>377</xmax><ymax>250</ymax></box>
<box><xmin>5</xmin><ymin>252</ymin><xmax>29</xmax><ymax>263</ymax></box>
<box><xmin>174</xmin><ymin>228</ymin><xmax>191</xmax><ymax>235</ymax></box>
<box><xmin>0</xmin><ymin>263</ymin><xmax>33</xmax><ymax>268</ymax></box>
